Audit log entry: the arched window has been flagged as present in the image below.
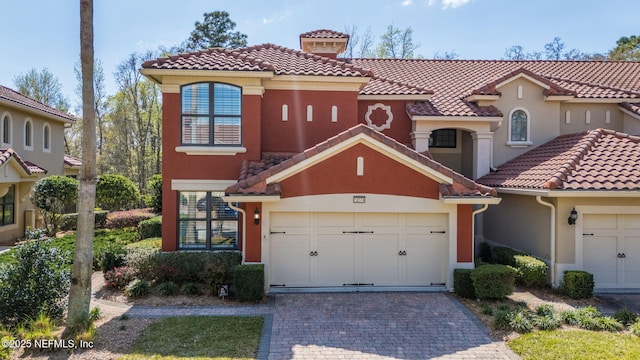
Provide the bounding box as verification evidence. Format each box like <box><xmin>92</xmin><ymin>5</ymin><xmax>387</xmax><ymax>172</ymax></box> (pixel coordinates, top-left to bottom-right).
<box><xmin>43</xmin><ymin>123</ymin><xmax>51</xmax><ymax>152</ymax></box>
<box><xmin>24</xmin><ymin>119</ymin><xmax>33</xmax><ymax>150</ymax></box>
<box><xmin>180</xmin><ymin>82</ymin><xmax>242</xmax><ymax>146</ymax></box>
<box><xmin>508</xmin><ymin>108</ymin><xmax>531</xmax><ymax>145</ymax></box>
<box><xmin>1</xmin><ymin>113</ymin><xmax>11</xmax><ymax>146</ymax></box>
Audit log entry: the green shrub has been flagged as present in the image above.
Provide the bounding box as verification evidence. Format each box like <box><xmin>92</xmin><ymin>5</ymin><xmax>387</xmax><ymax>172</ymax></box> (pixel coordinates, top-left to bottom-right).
<box><xmin>125</xmin><ymin>243</ymin><xmax>160</xmax><ymax>280</ymax></box>
<box><xmin>613</xmin><ymin>308</ymin><xmax>638</xmax><ymax>326</ymax></box>
<box><xmin>597</xmin><ymin>316</ymin><xmax>624</xmax><ymax>332</ymax></box>
<box><xmin>61</xmin><ymin>211</ymin><xmax>109</xmax><ymax>231</ymax></box>
<box><xmin>561</xmin><ymin>270</ymin><xmax>594</xmax><ymax>299</ymax></box>
<box><xmin>509</xmin><ymin>309</ymin><xmax>534</xmax><ymax>333</ymax></box>
<box><xmin>180</xmin><ymin>283</ymin><xmax>202</xmax><ymax>295</ymax></box>
<box><xmin>535</xmin><ymin>304</ymin><xmax>555</xmax><ymax>317</ymax></box>
<box><xmin>478</xmin><ymin>242</ymin><xmax>492</xmax><ymax>263</ymax></box>
<box><xmin>148</xmin><ymin>251</ymin><xmax>241</xmax><ymax>286</ymax></box>
<box><xmin>534</xmin><ymin>314</ymin><xmax>561</xmax><ymax>330</ymax></box>
<box><xmin>492</xmin><ymin>246</ymin><xmax>526</xmax><ymax>266</ymax></box>
<box><xmin>96</xmin><ymin>174</ymin><xmax>141</xmax><ymax>211</ymax></box>
<box><xmin>31</xmin><ymin>175</ymin><xmax>78</xmax><ymax>236</ymax></box>
<box><xmin>101</xmin><ymin>250</ymin><xmax>126</xmax><ymax>273</ymax></box>
<box><xmin>138</xmin><ymin>216</ymin><xmax>161</xmax><ymax>239</ymax></box>
<box><xmin>106</xmin><ymin>209</ymin><xmax>155</xmax><ymax>229</ymax></box>
<box><xmin>470</xmin><ymin>264</ymin><xmax>516</xmax><ymax>300</ymax></box>
<box><xmin>155</xmin><ymin>281</ymin><xmax>178</xmax><ymax>296</ymax></box>
<box><xmin>560</xmin><ymin>310</ymin><xmax>579</xmax><ymax>325</ymax></box>
<box><xmin>126</xmin><ymin>237</ymin><xmax>161</xmax><ymax>250</ymax></box>
<box><xmin>125</xmin><ymin>279</ymin><xmax>150</xmax><ymax>298</ymax></box>
<box><xmin>234</xmin><ymin>264</ymin><xmax>264</xmax><ymax>302</ymax></box>
<box><xmin>514</xmin><ymin>255</ymin><xmax>548</xmax><ymax>287</ymax></box>
<box><xmin>147</xmin><ymin>174</ymin><xmax>162</xmax><ymax>213</ymax></box>
<box><xmin>453</xmin><ymin>268</ymin><xmax>475</xmax><ymax>298</ymax></box>
<box><xmin>480</xmin><ymin>303</ymin><xmax>494</xmax><ymax>315</ymax></box>
<box><xmin>0</xmin><ymin>241</ymin><xmax>70</xmax><ymax>325</ymax></box>
<box><xmin>493</xmin><ymin>309</ymin><xmax>512</xmax><ymax>330</ymax></box>
<box><xmin>631</xmin><ymin>320</ymin><xmax>640</xmax><ymax>336</ymax></box>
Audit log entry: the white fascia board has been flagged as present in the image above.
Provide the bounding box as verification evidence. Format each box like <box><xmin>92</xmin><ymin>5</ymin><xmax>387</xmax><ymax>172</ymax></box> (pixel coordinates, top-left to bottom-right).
<box><xmin>441</xmin><ymin>196</ymin><xmax>502</xmax><ymax>205</ymax></box>
<box><xmin>494</xmin><ymin>187</ymin><xmax>640</xmax><ymax>198</ymax></box>
<box><xmin>619</xmin><ymin>106</ymin><xmax>640</xmax><ymax>120</ymax></box>
<box><xmin>544</xmin><ymin>96</ymin><xmax>575</xmax><ymax>102</ymax></box>
<box><xmin>265</xmin><ymin>133</ymin><xmax>453</xmax><ymax>185</ymax></box>
<box><xmin>464</xmin><ymin>94</ymin><xmax>500</xmax><ymax>102</ymax></box>
<box><xmin>171</xmin><ymin>179</ymin><xmax>237</xmax><ymax>191</ymax></box>
<box><xmin>139</xmin><ymin>69</ymin><xmax>274</xmax><ymax>80</ymax></box>
<box><xmin>495</xmin><ymin>73</ymin><xmax>550</xmax><ymax>90</ymax></box>
<box><xmin>566</xmin><ymin>98</ymin><xmax>640</xmax><ymax>104</ymax></box>
<box><xmin>0</xmin><ymin>99</ymin><xmax>75</xmax><ymax>124</ymax></box>
<box><xmin>223</xmin><ymin>195</ymin><xmax>281</xmax><ymax>203</ymax></box>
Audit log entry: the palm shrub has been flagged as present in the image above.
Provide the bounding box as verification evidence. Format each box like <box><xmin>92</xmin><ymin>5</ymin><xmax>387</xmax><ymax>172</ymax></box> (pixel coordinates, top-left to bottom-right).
<box><xmin>0</xmin><ymin>241</ymin><xmax>70</xmax><ymax>325</ymax></box>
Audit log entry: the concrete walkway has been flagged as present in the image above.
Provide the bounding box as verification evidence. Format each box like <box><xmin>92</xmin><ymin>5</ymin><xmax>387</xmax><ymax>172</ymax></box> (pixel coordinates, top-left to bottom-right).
<box><xmin>90</xmin><ymin>273</ymin><xmax>520</xmax><ymax>360</ymax></box>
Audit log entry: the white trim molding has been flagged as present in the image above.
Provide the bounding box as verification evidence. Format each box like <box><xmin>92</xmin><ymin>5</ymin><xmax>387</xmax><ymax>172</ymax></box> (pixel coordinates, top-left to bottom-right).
<box><xmin>175</xmin><ymin>146</ymin><xmax>247</xmax><ymax>156</ymax></box>
<box><xmin>171</xmin><ymin>179</ymin><xmax>237</xmax><ymax>191</ymax></box>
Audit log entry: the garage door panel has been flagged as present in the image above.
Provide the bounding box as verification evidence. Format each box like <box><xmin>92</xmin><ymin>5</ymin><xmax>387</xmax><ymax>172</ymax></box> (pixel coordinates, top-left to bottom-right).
<box><xmin>622</xmin><ymin>215</ymin><xmax>640</xmax><ymax>231</ymax></box>
<box><xmin>270</xmin><ymin>234</ymin><xmax>311</xmax><ymax>286</ymax></box>
<box><xmin>360</xmin><ymin>213</ymin><xmax>399</xmax><ymax>227</ymax></box>
<box><xmin>271</xmin><ymin>212</ymin><xmax>310</xmax><ymax>228</ymax></box>
<box><xmin>406</xmin><ymin>213</ymin><xmax>447</xmax><ymax>228</ymax></box>
<box><xmin>317</xmin><ymin>213</ymin><xmax>355</xmax><ymax>228</ymax></box>
<box><xmin>623</xmin><ymin>236</ymin><xmax>640</xmax><ymax>287</ymax></box>
<box><xmin>584</xmin><ymin>235</ymin><xmax>618</xmax><ymax>288</ymax></box>
<box><xmin>405</xmin><ymin>234</ymin><xmax>446</xmax><ymax>285</ymax></box>
<box><xmin>316</xmin><ymin>234</ymin><xmax>355</xmax><ymax>286</ymax></box>
<box><xmin>584</xmin><ymin>214</ymin><xmax>617</xmax><ymax>231</ymax></box>
<box><xmin>359</xmin><ymin>234</ymin><xmax>399</xmax><ymax>285</ymax></box>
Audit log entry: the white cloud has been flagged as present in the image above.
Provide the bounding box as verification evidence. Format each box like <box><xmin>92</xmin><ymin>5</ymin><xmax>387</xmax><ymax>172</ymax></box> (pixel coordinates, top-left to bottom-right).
<box><xmin>402</xmin><ymin>0</ymin><xmax>413</xmax><ymax>6</ymax></box>
<box><xmin>427</xmin><ymin>0</ymin><xmax>473</xmax><ymax>9</ymax></box>
<box><xmin>262</xmin><ymin>12</ymin><xmax>288</xmax><ymax>25</ymax></box>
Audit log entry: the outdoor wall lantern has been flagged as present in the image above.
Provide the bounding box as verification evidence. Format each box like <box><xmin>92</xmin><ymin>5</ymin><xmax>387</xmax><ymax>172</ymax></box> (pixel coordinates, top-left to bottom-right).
<box><xmin>568</xmin><ymin>208</ymin><xmax>578</xmax><ymax>225</ymax></box>
<box><xmin>254</xmin><ymin>208</ymin><xmax>260</xmax><ymax>225</ymax></box>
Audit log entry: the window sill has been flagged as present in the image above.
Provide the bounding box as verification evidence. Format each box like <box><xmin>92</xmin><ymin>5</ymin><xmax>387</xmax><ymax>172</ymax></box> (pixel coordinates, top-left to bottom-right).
<box><xmin>506</xmin><ymin>141</ymin><xmax>533</xmax><ymax>148</ymax></box>
<box><xmin>175</xmin><ymin>146</ymin><xmax>247</xmax><ymax>156</ymax></box>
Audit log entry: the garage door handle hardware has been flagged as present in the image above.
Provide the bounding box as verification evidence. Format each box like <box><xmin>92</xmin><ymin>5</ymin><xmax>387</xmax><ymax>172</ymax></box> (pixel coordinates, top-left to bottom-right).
<box><xmin>430</xmin><ymin>231</ymin><xmax>446</xmax><ymax>234</ymax></box>
<box><xmin>618</xmin><ymin>253</ymin><xmax>626</xmax><ymax>258</ymax></box>
<box><xmin>270</xmin><ymin>231</ymin><xmax>286</xmax><ymax>234</ymax></box>
<box><xmin>399</xmin><ymin>250</ymin><xmax>407</xmax><ymax>256</ymax></box>
<box><xmin>310</xmin><ymin>251</ymin><xmax>318</xmax><ymax>256</ymax></box>
<box><xmin>343</xmin><ymin>283</ymin><xmax>374</xmax><ymax>286</ymax></box>
<box><xmin>270</xmin><ymin>284</ymin><xmax>286</xmax><ymax>287</ymax></box>
<box><xmin>431</xmin><ymin>282</ymin><xmax>446</xmax><ymax>286</ymax></box>
<box><xmin>583</xmin><ymin>233</ymin><xmax>594</xmax><ymax>236</ymax></box>
<box><xmin>342</xmin><ymin>231</ymin><xmax>375</xmax><ymax>234</ymax></box>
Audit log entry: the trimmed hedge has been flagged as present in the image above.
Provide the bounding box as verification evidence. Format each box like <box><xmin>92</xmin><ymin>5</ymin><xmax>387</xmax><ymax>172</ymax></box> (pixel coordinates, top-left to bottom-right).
<box><xmin>514</xmin><ymin>255</ymin><xmax>548</xmax><ymax>287</ymax></box>
<box><xmin>478</xmin><ymin>242</ymin><xmax>492</xmax><ymax>263</ymax></box>
<box><xmin>492</xmin><ymin>246</ymin><xmax>526</xmax><ymax>266</ymax></box>
<box><xmin>138</xmin><ymin>216</ymin><xmax>161</xmax><ymax>239</ymax></box>
<box><xmin>61</xmin><ymin>210</ymin><xmax>108</xmax><ymax>231</ymax></box>
<box><xmin>561</xmin><ymin>270</ymin><xmax>594</xmax><ymax>299</ymax></box>
<box><xmin>234</xmin><ymin>264</ymin><xmax>264</xmax><ymax>302</ymax></box>
<box><xmin>147</xmin><ymin>251</ymin><xmax>242</xmax><ymax>286</ymax></box>
<box><xmin>453</xmin><ymin>268</ymin><xmax>475</xmax><ymax>298</ymax></box>
<box><xmin>106</xmin><ymin>209</ymin><xmax>156</xmax><ymax>229</ymax></box>
<box><xmin>470</xmin><ymin>264</ymin><xmax>516</xmax><ymax>300</ymax></box>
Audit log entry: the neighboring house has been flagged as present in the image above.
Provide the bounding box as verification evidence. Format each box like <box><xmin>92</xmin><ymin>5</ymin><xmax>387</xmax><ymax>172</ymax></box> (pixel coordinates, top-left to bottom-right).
<box><xmin>142</xmin><ymin>29</ymin><xmax>640</xmax><ymax>291</ymax></box>
<box><xmin>0</xmin><ymin>85</ymin><xmax>75</xmax><ymax>244</ymax></box>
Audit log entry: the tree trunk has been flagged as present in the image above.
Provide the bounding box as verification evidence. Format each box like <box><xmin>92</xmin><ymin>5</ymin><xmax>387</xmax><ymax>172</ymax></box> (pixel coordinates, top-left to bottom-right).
<box><xmin>64</xmin><ymin>0</ymin><xmax>97</xmax><ymax>337</ymax></box>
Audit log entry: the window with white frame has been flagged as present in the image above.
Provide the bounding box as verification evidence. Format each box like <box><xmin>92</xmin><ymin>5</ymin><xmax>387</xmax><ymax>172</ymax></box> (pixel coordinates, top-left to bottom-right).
<box><xmin>2</xmin><ymin>113</ymin><xmax>11</xmax><ymax>146</ymax></box>
<box><xmin>508</xmin><ymin>108</ymin><xmax>531</xmax><ymax>145</ymax></box>
<box><xmin>181</xmin><ymin>82</ymin><xmax>242</xmax><ymax>146</ymax></box>
<box><xmin>177</xmin><ymin>191</ymin><xmax>238</xmax><ymax>250</ymax></box>
<box><xmin>43</xmin><ymin>123</ymin><xmax>51</xmax><ymax>152</ymax></box>
<box><xmin>24</xmin><ymin>119</ymin><xmax>33</xmax><ymax>150</ymax></box>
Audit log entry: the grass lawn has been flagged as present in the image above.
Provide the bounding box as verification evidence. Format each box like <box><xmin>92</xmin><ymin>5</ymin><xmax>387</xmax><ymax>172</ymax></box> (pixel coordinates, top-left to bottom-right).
<box><xmin>509</xmin><ymin>329</ymin><xmax>640</xmax><ymax>360</ymax></box>
<box><xmin>119</xmin><ymin>316</ymin><xmax>264</xmax><ymax>360</ymax></box>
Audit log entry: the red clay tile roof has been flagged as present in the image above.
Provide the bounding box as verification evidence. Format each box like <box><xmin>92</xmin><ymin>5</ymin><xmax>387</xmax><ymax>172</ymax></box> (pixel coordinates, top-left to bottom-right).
<box><xmin>64</xmin><ymin>154</ymin><xmax>82</xmax><ymax>167</ymax></box>
<box><xmin>0</xmin><ymin>148</ymin><xmax>47</xmax><ymax>175</ymax></box>
<box><xmin>142</xmin><ymin>44</ymin><xmax>372</xmax><ymax>78</ymax></box>
<box><xmin>348</xmin><ymin>59</ymin><xmax>640</xmax><ymax>117</ymax></box>
<box><xmin>0</xmin><ymin>85</ymin><xmax>75</xmax><ymax>122</ymax></box>
<box><xmin>360</xmin><ymin>76</ymin><xmax>433</xmax><ymax>96</ymax></box>
<box><xmin>300</xmin><ymin>29</ymin><xmax>350</xmax><ymax>39</ymax></box>
<box><xmin>477</xmin><ymin>129</ymin><xmax>640</xmax><ymax>191</ymax></box>
<box><xmin>470</xmin><ymin>68</ymin><xmax>576</xmax><ymax>97</ymax></box>
<box><xmin>620</xmin><ymin>102</ymin><xmax>640</xmax><ymax>119</ymax></box>
<box><xmin>227</xmin><ymin>124</ymin><xmax>497</xmax><ymax>197</ymax></box>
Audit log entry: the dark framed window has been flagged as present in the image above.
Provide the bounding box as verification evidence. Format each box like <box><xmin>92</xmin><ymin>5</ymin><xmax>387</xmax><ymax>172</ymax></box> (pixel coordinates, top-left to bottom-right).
<box><xmin>181</xmin><ymin>83</ymin><xmax>242</xmax><ymax>146</ymax></box>
<box><xmin>510</xmin><ymin>109</ymin><xmax>528</xmax><ymax>142</ymax></box>
<box><xmin>177</xmin><ymin>191</ymin><xmax>238</xmax><ymax>250</ymax></box>
<box><xmin>25</xmin><ymin>120</ymin><xmax>32</xmax><ymax>148</ymax></box>
<box><xmin>429</xmin><ymin>129</ymin><xmax>457</xmax><ymax>148</ymax></box>
<box><xmin>2</xmin><ymin>115</ymin><xmax>10</xmax><ymax>144</ymax></box>
<box><xmin>43</xmin><ymin>124</ymin><xmax>50</xmax><ymax>150</ymax></box>
<box><xmin>0</xmin><ymin>185</ymin><xmax>15</xmax><ymax>226</ymax></box>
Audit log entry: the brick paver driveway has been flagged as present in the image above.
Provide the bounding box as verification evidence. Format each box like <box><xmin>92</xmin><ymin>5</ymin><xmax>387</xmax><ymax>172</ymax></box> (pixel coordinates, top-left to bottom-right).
<box><xmin>268</xmin><ymin>292</ymin><xmax>519</xmax><ymax>360</ymax></box>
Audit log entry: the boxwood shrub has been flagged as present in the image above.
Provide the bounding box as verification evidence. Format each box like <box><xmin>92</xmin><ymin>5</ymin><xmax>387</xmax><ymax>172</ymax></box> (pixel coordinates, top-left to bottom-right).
<box><xmin>234</xmin><ymin>264</ymin><xmax>264</xmax><ymax>302</ymax></box>
<box><xmin>61</xmin><ymin>210</ymin><xmax>108</xmax><ymax>230</ymax></box>
<box><xmin>453</xmin><ymin>268</ymin><xmax>475</xmax><ymax>298</ymax></box>
<box><xmin>492</xmin><ymin>246</ymin><xmax>526</xmax><ymax>266</ymax></box>
<box><xmin>148</xmin><ymin>251</ymin><xmax>242</xmax><ymax>286</ymax></box>
<box><xmin>514</xmin><ymin>255</ymin><xmax>548</xmax><ymax>287</ymax></box>
<box><xmin>561</xmin><ymin>270</ymin><xmax>594</xmax><ymax>299</ymax></box>
<box><xmin>470</xmin><ymin>264</ymin><xmax>516</xmax><ymax>300</ymax></box>
<box><xmin>138</xmin><ymin>215</ymin><xmax>161</xmax><ymax>239</ymax></box>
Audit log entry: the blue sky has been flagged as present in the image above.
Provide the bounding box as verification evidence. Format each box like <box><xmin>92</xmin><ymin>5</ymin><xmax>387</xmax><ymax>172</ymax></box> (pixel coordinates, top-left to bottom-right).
<box><xmin>1</xmin><ymin>0</ymin><xmax>639</xmax><ymax>112</ymax></box>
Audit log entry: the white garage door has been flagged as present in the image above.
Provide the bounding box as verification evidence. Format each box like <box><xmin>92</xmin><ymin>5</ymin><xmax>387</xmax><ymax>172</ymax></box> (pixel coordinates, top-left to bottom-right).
<box><xmin>269</xmin><ymin>212</ymin><xmax>448</xmax><ymax>287</ymax></box>
<box><xmin>583</xmin><ymin>214</ymin><xmax>640</xmax><ymax>289</ymax></box>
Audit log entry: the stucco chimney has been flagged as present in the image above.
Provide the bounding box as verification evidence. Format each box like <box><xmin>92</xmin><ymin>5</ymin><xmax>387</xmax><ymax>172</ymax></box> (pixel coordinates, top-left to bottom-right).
<box><xmin>299</xmin><ymin>29</ymin><xmax>350</xmax><ymax>59</ymax></box>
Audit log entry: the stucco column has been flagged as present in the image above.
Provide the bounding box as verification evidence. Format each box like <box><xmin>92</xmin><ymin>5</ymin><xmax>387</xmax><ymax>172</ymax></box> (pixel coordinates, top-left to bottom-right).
<box><xmin>411</xmin><ymin>131</ymin><xmax>432</xmax><ymax>153</ymax></box>
<box><xmin>471</xmin><ymin>131</ymin><xmax>493</xmax><ymax>179</ymax></box>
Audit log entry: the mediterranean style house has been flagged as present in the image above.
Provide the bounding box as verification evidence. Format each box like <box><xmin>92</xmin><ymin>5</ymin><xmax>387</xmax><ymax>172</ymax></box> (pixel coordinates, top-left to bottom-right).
<box><xmin>0</xmin><ymin>85</ymin><xmax>75</xmax><ymax>244</ymax></box>
<box><xmin>142</xmin><ymin>29</ymin><xmax>640</xmax><ymax>291</ymax></box>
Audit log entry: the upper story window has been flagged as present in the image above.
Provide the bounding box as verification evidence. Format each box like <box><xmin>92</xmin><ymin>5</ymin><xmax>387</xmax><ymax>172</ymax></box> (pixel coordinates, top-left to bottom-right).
<box><xmin>43</xmin><ymin>123</ymin><xmax>51</xmax><ymax>152</ymax></box>
<box><xmin>1</xmin><ymin>113</ymin><xmax>11</xmax><ymax>146</ymax></box>
<box><xmin>181</xmin><ymin>83</ymin><xmax>242</xmax><ymax>146</ymax></box>
<box><xmin>24</xmin><ymin>119</ymin><xmax>33</xmax><ymax>150</ymax></box>
<box><xmin>429</xmin><ymin>129</ymin><xmax>457</xmax><ymax>148</ymax></box>
<box><xmin>508</xmin><ymin>108</ymin><xmax>532</xmax><ymax>146</ymax></box>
